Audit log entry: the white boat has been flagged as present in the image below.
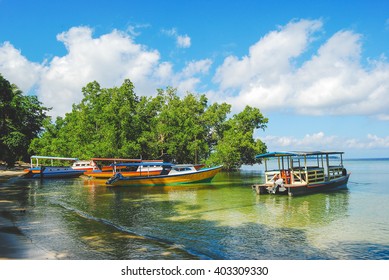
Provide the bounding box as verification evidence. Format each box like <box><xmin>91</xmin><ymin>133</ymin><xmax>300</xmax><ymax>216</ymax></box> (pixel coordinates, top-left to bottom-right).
<box><xmin>252</xmin><ymin>151</ymin><xmax>350</xmax><ymax>196</ymax></box>
<box><xmin>23</xmin><ymin>156</ymin><xmax>85</xmax><ymax>179</ymax></box>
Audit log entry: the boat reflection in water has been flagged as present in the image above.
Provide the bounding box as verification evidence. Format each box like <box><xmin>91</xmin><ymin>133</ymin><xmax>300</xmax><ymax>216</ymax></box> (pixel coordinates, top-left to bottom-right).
<box><xmin>252</xmin><ymin>190</ymin><xmax>350</xmax><ymax>228</ymax></box>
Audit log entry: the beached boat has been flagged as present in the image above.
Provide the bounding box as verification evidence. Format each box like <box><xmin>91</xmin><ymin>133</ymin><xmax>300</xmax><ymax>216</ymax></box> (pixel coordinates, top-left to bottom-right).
<box><xmin>83</xmin><ymin>158</ymin><xmax>164</xmax><ymax>178</ymax></box>
<box><xmin>252</xmin><ymin>151</ymin><xmax>350</xmax><ymax>196</ymax></box>
<box><xmin>106</xmin><ymin>163</ymin><xmax>223</xmax><ymax>186</ymax></box>
<box><xmin>23</xmin><ymin>156</ymin><xmax>85</xmax><ymax>178</ymax></box>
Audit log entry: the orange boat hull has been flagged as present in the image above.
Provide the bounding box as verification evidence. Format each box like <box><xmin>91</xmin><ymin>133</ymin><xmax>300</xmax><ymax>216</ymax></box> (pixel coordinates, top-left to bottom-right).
<box><xmin>84</xmin><ymin>170</ymin><xmax>161</xmax><ymax>179</ymax></box>
<box><xmin>106</xmin><ymin>165</ymin><xmax>223</xmax><ymax>187</ymax></box>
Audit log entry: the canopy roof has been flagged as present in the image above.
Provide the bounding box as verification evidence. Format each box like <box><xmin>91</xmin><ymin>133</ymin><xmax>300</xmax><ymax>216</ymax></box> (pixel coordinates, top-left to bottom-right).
<box><xmin>255</xmin><ymin>151</ymin><xmax>344</xmax><ymax>159</ymax></box>
<box><xmin>31</xmin><ymin>156</ymin><xmax>79</xmax><ymax>161</ymax></box>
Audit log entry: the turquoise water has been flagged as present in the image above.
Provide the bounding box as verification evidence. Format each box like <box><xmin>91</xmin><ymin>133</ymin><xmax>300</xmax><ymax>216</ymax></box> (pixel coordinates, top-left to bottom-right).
<box><xmin>1</xmin><ymin>159</ymin><xmax>389</xmax><ymax>259</ymax></box>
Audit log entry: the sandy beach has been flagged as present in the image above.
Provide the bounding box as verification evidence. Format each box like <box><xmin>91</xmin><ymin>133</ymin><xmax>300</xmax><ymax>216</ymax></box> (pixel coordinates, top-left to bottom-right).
<box><xmin>0</xmin><ymin>169</ymin><xmax>56</xmax><ymax>259</ymax></box>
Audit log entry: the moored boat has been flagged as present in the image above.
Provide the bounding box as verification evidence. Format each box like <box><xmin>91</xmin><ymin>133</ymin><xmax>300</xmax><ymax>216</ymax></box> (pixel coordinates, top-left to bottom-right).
<box><xmin>23</xmin><ymin>156</ymin><xmax>85</xmax><ymax>179</ymax></box>
<box><xmin>106</xmin><ymin>163</ymin><xmax>223</xmax><ymax>187</ymax></box>
<box><xmin>83</xmin><ymin>158</ymin><xmax>164</xmax><ymax>178</ymax></box>
<box><xmin>252</xmin><ymin>151</ymin><xmax>350</xmax><ymax>196</ymax></box>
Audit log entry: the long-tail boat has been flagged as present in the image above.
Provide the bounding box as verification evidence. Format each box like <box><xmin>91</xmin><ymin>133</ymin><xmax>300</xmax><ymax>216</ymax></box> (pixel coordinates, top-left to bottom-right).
<box><xmin>106</xmin><ymin>163</ymin><xmax>222</xmax><ymax>187</ymax></box>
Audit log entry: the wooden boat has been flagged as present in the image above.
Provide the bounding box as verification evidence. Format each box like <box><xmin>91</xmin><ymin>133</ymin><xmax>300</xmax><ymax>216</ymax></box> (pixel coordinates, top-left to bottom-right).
<box><xmin>252</xmin><ymin>151</ymin><xmax>350</xmax><ymax>196</ymax></box>
<box><xmin>83</xmin><ymin>158</ymin><xmax>164</xmax><ymax>178</ymax></box>
<box><xmin>23</xmin><ymin>156</ymin><xmax>85</xmax><ymax>178</ymax></box>
<box><xmin>106</xmin><ymin>163</ymin><xmax>223</xmax><ymax>187</ymax></box>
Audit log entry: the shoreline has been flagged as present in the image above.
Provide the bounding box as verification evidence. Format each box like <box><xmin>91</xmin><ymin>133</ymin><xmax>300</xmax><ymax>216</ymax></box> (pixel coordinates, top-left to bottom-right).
<box><xmin>0</xmin><ymin>168</ymin><xmax>26</xmax><ymax>192</ymax></box>
<box><xmin>0</xmin><ymin>163</ymin><xmax>28</xmax><ymax>182</ymax></box>
<box><xmin>0</xmin><ymin>171</ymin><xmax>57</xmax><ymax>260</ymax></box>
<box><xmin>0</xmin><ymin>170</ymin><xmax>25</xmax><ymax>183</ymax></box>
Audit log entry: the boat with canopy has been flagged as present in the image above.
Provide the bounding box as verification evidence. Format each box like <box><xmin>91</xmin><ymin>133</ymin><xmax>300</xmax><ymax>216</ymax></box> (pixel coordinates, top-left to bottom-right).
<box><xmin>23</xmin><ymin>156</ymin><xmax>85</xmax><ymax>178</ymax></box>
<box><xmin>252</xmin><ymin>151</ymin><xmax>350</xmax><ymax>196</ymax></box>
<box><xmin>83</xmin><ymin>158</ymin><xmax>164</xmax><ymax>178</ymax></box>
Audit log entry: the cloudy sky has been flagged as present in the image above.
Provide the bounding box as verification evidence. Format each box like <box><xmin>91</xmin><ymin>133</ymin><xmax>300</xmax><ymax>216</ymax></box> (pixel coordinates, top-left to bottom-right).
<box><xmin>1</xmin><ymin>0</ymin><xmax>389</xmax><ymax>158</ymax></box>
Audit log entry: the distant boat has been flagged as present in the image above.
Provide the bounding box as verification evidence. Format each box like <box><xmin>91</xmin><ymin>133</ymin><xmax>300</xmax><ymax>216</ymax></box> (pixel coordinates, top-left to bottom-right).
<box><xmin>106</xmin><ymin>163</ymin><xmax>223</xmax><ymax>187</ymax></box>
<box><xmin>83</xmin><ymin>158</ymin><xmax>164</xmax><ymax>179</ymax></box>
<box><xmin>252</xmin><ymin>151</ymin><xmax>350</xmax><ymax>196</ymax></box>
<box><xmin>23</xmin><ymin>156</ymin><xmax>84</xmax><ymax>179</ymax></box>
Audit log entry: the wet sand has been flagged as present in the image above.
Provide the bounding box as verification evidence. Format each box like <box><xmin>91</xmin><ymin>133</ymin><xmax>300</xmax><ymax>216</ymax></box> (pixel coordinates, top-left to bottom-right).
<box><xmin>0</xmin><ymin>170</ymin><xmax>56</xmax><ymax>259</ymax></box>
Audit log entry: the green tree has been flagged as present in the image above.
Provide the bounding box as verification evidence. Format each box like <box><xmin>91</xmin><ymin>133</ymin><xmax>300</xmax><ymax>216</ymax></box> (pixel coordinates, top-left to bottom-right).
<box><xmin>135</xmin><ymin>94</ymin><xmax>164</xmax><ymax>159</ymax></box>
<box><xmin>201</xmin><ymin>102</ymin><xmax>231</xmax><ymax>150</ymax></box>
<box><xmin>154</xmin><ymin>87</ymin><xmax>231</xmax><ymax>164</ymax></box>
<box><xmin>206</xmin><ymin>106</ymin><xmax>268</xmax><ymax>170</ymax></box>
<box><xmin>31</xmin><ymin>79</ymin><xmax>144</xmax><ymax>159</ymax></box>
<box><xmin>29</xmin><ymin>117</ymin><xmax>66</xmax><ymax>157</ymax></box>
<box><xmin>0</xmin><ymin>74</ymin><xmax>49</xmax><ymax>166</ymax></box>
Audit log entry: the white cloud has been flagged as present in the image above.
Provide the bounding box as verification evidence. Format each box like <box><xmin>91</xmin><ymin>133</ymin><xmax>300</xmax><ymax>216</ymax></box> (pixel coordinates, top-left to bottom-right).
<box><xmin>213</xmin><ymin>19</ymin><xmax>389</xmax><ymax>120</ymax></box>
<box><xmin>0</xmin><ymin>42</ymin><xmax>44</xmax><ymax>92</ymax></box>
<box><xmin>181</xmin><ymin>59</ymin><xmax>212</xmax><ymax>78</ymax></box>
<box><xmin>154</xmin><ymin>61</ymin><xmax>174</xmax><ymax>82</ymax></box>
<box><xmin>165</xmin><ymin>59</ymin><xmax>213</xmax><ymax>93</ymax></box>
<box><xmin>162</xmin><ymin>28</ymin><xmax>191</xmax><ymax>48</ymax></box>
<box><xmin>126</xmin><ymin>24</ymin><xmax>151</xmax><ymax>37</ymax></box>
<box><xmin>36</xmin><ymin>26</ymin><xmax>163</xmax><ymax>116</ymax></box>
<box><xmin>177</xmin><ymin>34</ymin><xmax>191</xmax><ymax>48</ymax></box>
<box><xmin>365</xmin><ymin>134</ymin><xmax>389</xmax><ymax>148</ymax></box>
<box><xmin>214</xmin><ymin>19</ymin><xmax>323</xmax><ymax>90</ymax></box>
<box><xmin>260</xmin><ymin>132</ymin><xmax>389</xmax><ymax>152</ymax></box>
<box><xmin>261</xmin><ymin>132</ymin><xmax>337</xmax><ymax>150</ymax></box>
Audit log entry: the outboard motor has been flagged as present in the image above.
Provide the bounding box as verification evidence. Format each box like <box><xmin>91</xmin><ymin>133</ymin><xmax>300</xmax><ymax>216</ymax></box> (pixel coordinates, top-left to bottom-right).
<box><xmin>106</xmin><ymin>172</ymin><xmax>123</xmax><ymax>184</ymax></box>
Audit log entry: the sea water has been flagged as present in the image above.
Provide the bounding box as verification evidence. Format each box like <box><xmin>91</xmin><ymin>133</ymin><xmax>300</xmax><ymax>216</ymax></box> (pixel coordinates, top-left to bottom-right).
<box><xmin>1</xmin><ymin>159</ymin><xmax>389</xmax><ymax>260</ymax></box>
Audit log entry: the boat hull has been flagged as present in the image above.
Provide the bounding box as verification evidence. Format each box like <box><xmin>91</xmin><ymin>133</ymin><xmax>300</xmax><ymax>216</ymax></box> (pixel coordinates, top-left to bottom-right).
<box><xmin>23</xmin><ymin>167</ymin><xmax>84</xmax><ymax>179</ymax></box>
<box><xmin>106</xmin><ymin>165</ymin><xmax>222</xmax><ymax>187</ymax></box>
<box><xmin>287</xmin><ymin>173</ymin><xmax>350</xmax><ymax>196</ymax></box>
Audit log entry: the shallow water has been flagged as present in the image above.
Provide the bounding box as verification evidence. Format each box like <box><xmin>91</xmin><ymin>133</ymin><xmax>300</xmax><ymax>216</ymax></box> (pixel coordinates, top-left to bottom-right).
<box><xmin>1</xmin><ymin>159</ymin><xmax>389</xmax><ymax>259</ymax></box>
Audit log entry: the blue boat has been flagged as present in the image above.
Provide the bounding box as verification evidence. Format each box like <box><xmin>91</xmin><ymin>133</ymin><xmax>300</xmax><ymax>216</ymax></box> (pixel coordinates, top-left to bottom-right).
<box><xmin>252</xmin><ymin>151</ymin><xmax>350</xmax><ymax>196</ymax></box>
<box><xmin>23</xmin><ymin>156</ymin><xmax>85</xmax><ymax>179</ymax></box>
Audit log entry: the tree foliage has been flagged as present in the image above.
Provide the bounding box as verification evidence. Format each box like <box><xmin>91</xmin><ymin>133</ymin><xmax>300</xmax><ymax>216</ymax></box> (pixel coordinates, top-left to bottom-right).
<box><xmin>206</xmin><ymin>106</ymin><xmax>268</xmax><ymax>170</ymax></box>
<box><xmin>0</xmin><ymin>74</ymin><xmax>49</xmax><ymax>166</ymax></box>
<box><xmin>29</xmin><ymin>79</ymin><xmax>268</xmax><ymax>169</ymax></box>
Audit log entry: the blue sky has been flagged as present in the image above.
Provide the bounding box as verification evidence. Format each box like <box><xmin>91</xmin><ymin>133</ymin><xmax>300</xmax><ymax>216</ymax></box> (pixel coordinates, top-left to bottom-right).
<box><xmin>1</xmin><ymin>0</ymin><xmax>389</xmax><ymax>158</ymax></box>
